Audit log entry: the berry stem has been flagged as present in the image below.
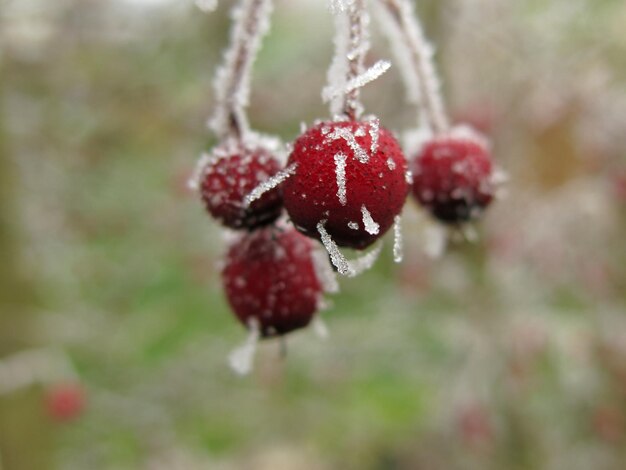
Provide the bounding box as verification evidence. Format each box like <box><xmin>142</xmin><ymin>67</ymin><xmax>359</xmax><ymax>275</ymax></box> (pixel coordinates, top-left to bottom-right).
<box><xmin>343</xmin><ymin>0</ymin><xmax>368</xmax><ymax>121</ymax></box>
<box><xmin>209</xmin><ymin>0</ymin><xmax>273</xmax><ymax>142</ymax></box>
<box><xmin>378</xmin><ymin>0</ymin><xmax>449</xmax><ymax>135</ymax></box>
<box><xmin>326</xmin><ymin>0</ymin><xmax>371</xmax><ymax>121</ymax></box>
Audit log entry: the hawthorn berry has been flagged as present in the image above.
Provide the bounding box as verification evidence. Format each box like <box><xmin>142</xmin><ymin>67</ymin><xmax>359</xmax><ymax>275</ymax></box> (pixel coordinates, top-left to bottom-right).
<box><xmin>200</xmin><ymin>145</ymin><xmax>283</xmax><ymax>230</ymax></box>
<box><xmin>222</xmin><ymin>225</ymin><xmax>322</xmax><ymax>337</ymax></box>
<box><xmin>282</xmin><ymin>120</ymin><xmax>409</xmax><ymax>250</ymax></box>
<box><xmin>411</xmin><ymin>136</ymin><xmax>494</xmax><ymax>223</ymax></box>
<box><xmin>44</xmin><ymin>383</ymin><xmax>85</xmax><ymax>422</ymax></box>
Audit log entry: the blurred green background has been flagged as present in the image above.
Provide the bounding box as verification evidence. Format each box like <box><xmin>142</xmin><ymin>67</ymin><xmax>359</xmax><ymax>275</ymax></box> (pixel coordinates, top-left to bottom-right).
<box><xmin>1</xmin><ymin>0</ymin><xmax>625</xmax><ymax>468</ymax></box>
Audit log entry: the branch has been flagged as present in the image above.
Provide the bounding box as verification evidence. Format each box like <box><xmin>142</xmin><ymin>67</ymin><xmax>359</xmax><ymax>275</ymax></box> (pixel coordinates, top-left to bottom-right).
<box><xmin>377</xmin><ymin>0</ymin><xmax>449</xmax><ymax>134</ymax></box>
<box><xmin>209</xmin><ymin>0</ymin><xmax>273</xmax><ymax>141</ymax></box>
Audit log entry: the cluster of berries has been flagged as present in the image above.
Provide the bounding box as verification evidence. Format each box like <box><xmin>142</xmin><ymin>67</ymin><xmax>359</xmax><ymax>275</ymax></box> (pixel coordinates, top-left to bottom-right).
<box><xmin>199</xmin><ymin>138</ymin><xmax>324</xmax><ymax>339</ymax></box>
<box><xmin>192</xmin><ymin>0</ymin><xmax>498</xmax><ymax>370</ymax></box>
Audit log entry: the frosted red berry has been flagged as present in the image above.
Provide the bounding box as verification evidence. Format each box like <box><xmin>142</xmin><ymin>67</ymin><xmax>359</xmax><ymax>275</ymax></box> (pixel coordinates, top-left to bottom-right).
<box><xmin>222</xmin><ymin>225</ymin><xmax>322</xmax><ymax>337</ymax></box>
<box><xmin>45</xmin><ymin>383</ymin><xmax>85</xmax><ymax>422</ymax></box>
<box><xmin>200</xmin><ymin>146</ymin><xmax>283</xmax><ymax>230</ymax></box>
<box><xmin>282</xmin><ymin>120</ymin><xmax>409</xmax><ymax>250</ymax></box>
<box><xmin>411</xmin><ymin>137</ymin><xmax>494</xmax><ymax>223</ymax></box>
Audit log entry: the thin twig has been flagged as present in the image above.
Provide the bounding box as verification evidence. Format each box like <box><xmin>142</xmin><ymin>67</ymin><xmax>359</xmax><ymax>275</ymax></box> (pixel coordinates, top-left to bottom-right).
<box><xmin>343</xmin><ymin>0</ymin><xmax>368</xmax><ymax>120</ymax></box>
<box><xmin>209</xmin><ymin>0</ymin><xmax>272</xmax><ymax>141</ymax></box>
<box><xmin>378</xmin><ymin>0</ymin><xmax>449</xmax><ymax>134</ymax></box>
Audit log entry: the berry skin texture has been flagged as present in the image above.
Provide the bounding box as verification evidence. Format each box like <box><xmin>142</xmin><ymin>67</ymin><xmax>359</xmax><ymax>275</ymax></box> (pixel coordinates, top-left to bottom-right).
<box><xmin>200</xmin><ymin>147</ymin><xmax>283</xmax><ymax>230</ymax></box>
<box><xmin>222</xmin><ymin>226</ymin><xmax>322</xmax><ymax>338</ymax></box>
<box><xmin>44</xmin><ymin>383</ymin><xmax>85</xmax><ymax>422</ymax></box>
<box><xmin>283</xmin><ymin>121</ymin><xmax>409</xmax><ymax>250</ymax></box>
<box><xmin>411</xmin><ymin>137</ymin><xmax>494</xmax><ymax>223</ymax></box>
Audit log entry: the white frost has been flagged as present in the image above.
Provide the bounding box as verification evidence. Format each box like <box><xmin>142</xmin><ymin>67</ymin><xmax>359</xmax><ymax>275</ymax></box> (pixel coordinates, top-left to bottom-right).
<box><xmin>228</xmin><ymin>318</ymin><xmax>260</xmax><ymax>376</ymax></box>
<box><xmin>316</xmin><ymin>220</ymin><xmax>382</xmax><ymax>277</ymax></box>
<box><xmin>244</xmin><ymin>162</ymin><xmax>297</xmax><ymax>206</ymax></box>
<box><xmin>312</xmin><ymin>316</ymin><xmax>330</xmax><ymax>340</ymax></box>
<box><xmin>187</xmin><ymin>152</ymin><xmax>213</xmax><ymax>191</ymax></box>
<box><xmin>368</xmin><ymin>116</ymin><xmax>380</xmax><ymax>155</ymax></box>
<box><xmin>393</xmin><ymin>214</ymin><xmax>403</xmax><ymax>263</ymax></box>
<box><xmin>334</xmin><ymin>152</ymin><xmax>348</xmax><ymax>205</ymax></box>
<box><xmin>323</xmin><ymin>61</ymin><xmax>391</xmax><ymax>104</ymax></box>
<box><xmin>349</xmin><ymin>243</ymin><xmax>383</xmax><ymax>275</ymax></box>
<box><xmin>311</xmin><ymin>248</ymin><xmax>340</xmax><ymax>294</ymax></box>
<box><xmin>361</xmin><ymin>205</ymin><xmax>380</xmax><ymax>235</ymax></box>
<box><xmin>209</xmin><ymin>0</ymin><xmax>273</xmax><ymax>139</ymax></box>
<box><xmin>317</xmin><ymin>220</ymin><xmax>354</xmax><ymax>276</ymax></box>
<box><xmin>325</xmin><ymin>127</ymin><xmax>369</xmax><ymax>163</ymax></box>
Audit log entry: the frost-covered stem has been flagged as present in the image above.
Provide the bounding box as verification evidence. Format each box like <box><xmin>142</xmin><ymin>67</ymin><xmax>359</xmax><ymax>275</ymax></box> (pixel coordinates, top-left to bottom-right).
<box><xmin>209</xmin><ymin>0</ymin><xmax>272</xmax><ymax>141</ymax></box>
<box><xmin>329</xmin><ymin>0</ymin><xmax>369</xmax><ymax>121</ymax></box>
<box><xmin>378</xmin><ymin>0</ymin><xmax>449</xmax><ymax>134</ymax></box>
<box><xmin>344</xmin><ymin>0</ymin><xmax>368</xmax><ymax>120</ymax></box>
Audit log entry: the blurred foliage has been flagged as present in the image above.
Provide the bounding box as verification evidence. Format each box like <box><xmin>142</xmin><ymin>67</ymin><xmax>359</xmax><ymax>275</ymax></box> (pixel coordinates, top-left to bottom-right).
<box><xmin>0</xmin><ymin>0</ymin><xmax>625</xmax><ymax>469</ymax></box>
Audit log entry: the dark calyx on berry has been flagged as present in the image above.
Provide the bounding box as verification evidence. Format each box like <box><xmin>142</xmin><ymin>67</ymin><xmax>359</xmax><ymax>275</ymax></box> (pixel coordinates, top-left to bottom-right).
<box><xmin>283</xmin><ymin>120</ymin><xmax>409</xmax><ymax>250</ymax></box>
<box><xmin>411</xmin><ymin>137</ymin><xmax>494</xmax><ymax>224</ymax></box>
<box><xmin>222</xmin><ymin>225</ymin><xmax>322</xmax><ymax>338</ymax></box>
<box><xmin>201</xmin><ymin>146</ymin><xmax>283</xmax><ymax>230</ymax></box>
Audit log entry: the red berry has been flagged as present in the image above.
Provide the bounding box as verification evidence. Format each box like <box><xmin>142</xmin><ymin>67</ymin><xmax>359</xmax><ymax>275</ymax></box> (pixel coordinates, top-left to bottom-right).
<box><xmin>283</xmin><ymin>120</ymin><xmax>409</xmax><ymax>250</ymax></box>
<box><xmin>457</xmin><ymin>403</ymin><xmax>494</xmax><ymax>449</ymax></box>
<box><xmin>222</xmin><ymin>225</ymin><xmax>322</xmax><ymax>337</ymax></box>
<box><xmin>45</xmin><ymin>383</ymin><xmax>85</xmax><ymax>422</ymax></box>
<box><xmin>200</xmin><ymin>146</ymin><xmax>283</xmax><ymax>230</ymax></box>
<box><xmin>411</xmin><ymin>137</ymin><xmax>494</xmax><ymax>223</ymax></box>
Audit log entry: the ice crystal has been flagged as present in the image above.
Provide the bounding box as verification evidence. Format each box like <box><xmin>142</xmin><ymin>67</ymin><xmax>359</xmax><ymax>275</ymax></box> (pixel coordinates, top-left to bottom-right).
<box><xmin>367</xmin><ymin>116</ymin><xmax>380</xmax><ymax>154</ymax></box>
<box><xmin>334</xmin><ymin>152</ymin><xmax>348</xmax><ymax>205</ymax></box>
<box><xmin>228</xmin><ymin>318</ymin><xmax>260</xmax><ymax>376</ymax></box>
<box><xmin>393</xmin><ymin>215</ymin><xmax>403</xmax><ymax>263</ymax></box>
<box><xmin>244</xmin><ymin>162</ymin><xmax>297</xmax><ymax>206</ymax></box>
<box><xmin>311</xmin><ymin>248</ymin><xmax>340</xmax><ymax>294</ymax></box>
<box><xmin>349</xmin><ymin>243</ymin><xmax>383</xmax><ymax>275</ymax></box>
<box><xmin>317</xmin><ymin>220</ymin><xmax>353</xmax><ymax>276</ymax></box>
<box><xmin>361</xmin><ymin>205</ymin><xmax>380</xmax><ymax>235</ymax></box>
<box><xmin>325</xmin><ymin>127</ymin><xmax>369</xmax><ymax>163</ymax></box>
<box><xmin>323</xmin><ymin>60</ymin><xmax>391</xmax><ymax>104</ymax></box>
<box><xmin>317</xmin><ymin>220</ymin><xmax>382</xmax><ymax>277</ymax></box>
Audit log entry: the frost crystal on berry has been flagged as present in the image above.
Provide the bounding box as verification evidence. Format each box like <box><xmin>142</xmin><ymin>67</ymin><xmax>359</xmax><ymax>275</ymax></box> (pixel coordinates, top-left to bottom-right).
<box><xmin>244</xmin><ymin>162</ymin><xmax>297</xmax><ymax>206</ymax></box>
<box><xmin>361</xmin><ymin>205</ymin><xmax>380</xmax><ymax>235</ymax></box>
<box><xmin>393</xmin><ymin>215</ymin><xmax>403</xmax><ymax>262</ymax></box>
<box><xmin>334</xmin><ymin>152</ymin><xmax>348</xmax><ymax>206</ymax></box>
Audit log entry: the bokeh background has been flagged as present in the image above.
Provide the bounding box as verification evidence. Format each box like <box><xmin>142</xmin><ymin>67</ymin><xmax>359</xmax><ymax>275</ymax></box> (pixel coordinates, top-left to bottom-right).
<box><xmin>1</xmin><ymin>0</ymin><xmax>625</xmax><ymax>468</ymax></box>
